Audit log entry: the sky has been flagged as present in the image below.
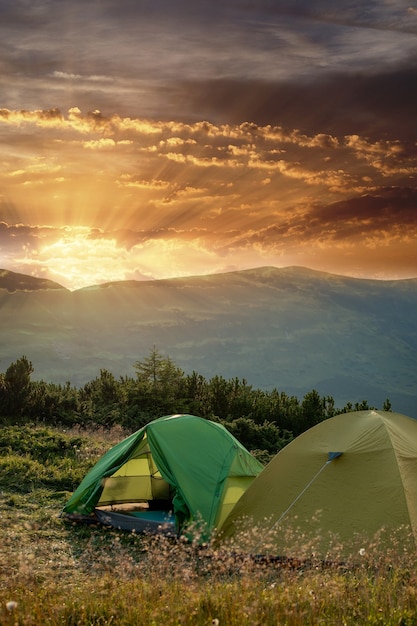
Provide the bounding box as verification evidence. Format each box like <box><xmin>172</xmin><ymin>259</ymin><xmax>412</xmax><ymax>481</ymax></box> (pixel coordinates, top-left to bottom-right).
<box><xmin>1</xmin><ymin>0</ymin><xmax>417</xmax><ymax>290</ymax></box>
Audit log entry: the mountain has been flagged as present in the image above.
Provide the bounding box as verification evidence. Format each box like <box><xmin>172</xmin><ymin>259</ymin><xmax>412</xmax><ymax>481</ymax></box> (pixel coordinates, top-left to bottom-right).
<box><xmin>0</xmin><ymin>269</ymin><xmax>68</xmax><ymax>293</ymax></box>
<box><xmin>1</xmin><ymin>266</ymin><xmax>416</xmax><ymax>416</ymax></box>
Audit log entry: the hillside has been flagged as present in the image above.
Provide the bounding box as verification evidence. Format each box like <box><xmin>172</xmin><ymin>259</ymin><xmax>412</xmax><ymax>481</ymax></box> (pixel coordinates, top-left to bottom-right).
<box><xmin>0</xmin><ymin>269</ymin><xmax>67</xmax><ymax>292</ymax></box>
<box><xmin>1</xmin><ymin>266</ymin><xmax>416</xmax><ymax>416</ymax></box>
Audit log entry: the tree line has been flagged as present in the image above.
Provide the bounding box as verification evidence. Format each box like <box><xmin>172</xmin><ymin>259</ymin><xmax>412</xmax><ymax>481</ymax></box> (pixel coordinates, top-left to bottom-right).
<box><xmin>0</xmin><ymin>349</ymin><xmax>392</xmax><ymax>459</ymax></box>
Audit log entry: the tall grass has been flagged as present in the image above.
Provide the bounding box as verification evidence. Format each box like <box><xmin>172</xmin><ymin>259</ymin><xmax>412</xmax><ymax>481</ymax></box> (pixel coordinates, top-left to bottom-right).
<box><xmin>1</xmin><ymin>424</ymin><xmax>417</xmax><ymax>625</ymax></box>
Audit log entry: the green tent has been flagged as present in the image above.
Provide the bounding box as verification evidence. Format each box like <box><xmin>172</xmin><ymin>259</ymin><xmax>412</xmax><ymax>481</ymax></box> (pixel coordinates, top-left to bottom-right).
<box><xmin>62</xmin><ymin>414</ymin><xmax>263</xmax><ymax>536</ymax></box>
<box><xmin>218</xmin><ymin>410</ymin><xmax>417</xmax><ymax>557</ymax></box>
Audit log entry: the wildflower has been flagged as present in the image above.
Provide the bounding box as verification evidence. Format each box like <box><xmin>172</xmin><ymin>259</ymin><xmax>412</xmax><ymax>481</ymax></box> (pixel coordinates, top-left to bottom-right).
<box><xmin>6</xmin><ymin>601</ymin><xmax>18</xmax><ymax>612</ymax></box>
<box><xmin>359</xmin><ymin>548</ymin><xmax>366</xmax><ymax>556</ymax></box>
<box><xmin>212</xmin><ymin>619</ymin><xmax>220</xmax><ymax>625</ymax></box>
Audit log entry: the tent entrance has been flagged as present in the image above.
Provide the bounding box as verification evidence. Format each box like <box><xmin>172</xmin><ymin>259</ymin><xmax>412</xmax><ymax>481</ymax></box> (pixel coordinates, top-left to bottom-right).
<box><xmin>96</xmin><ymin>448</ymin><xmax>172</xmax><ymax>511</ymax></box>
<box><xmin>95</xmin><ymin>448</ymin><xmax>175</xmax><ymax>533</ymax></box>
<box><xmin>94</xmin><ymin>435</ymin><xmax>175</xmax><ymax>533</ymax></box>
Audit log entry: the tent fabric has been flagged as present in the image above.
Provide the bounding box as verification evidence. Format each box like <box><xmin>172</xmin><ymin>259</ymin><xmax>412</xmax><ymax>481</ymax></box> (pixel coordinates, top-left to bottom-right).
<box><xmin>217</xmin><ymin>410</ymin><xmax>417</xmax><ymax>556</ymax></box>
<box><xmin>62</xmin><ymin>414</ymin><xmax>263</xmax><ymax>535</ymax></box>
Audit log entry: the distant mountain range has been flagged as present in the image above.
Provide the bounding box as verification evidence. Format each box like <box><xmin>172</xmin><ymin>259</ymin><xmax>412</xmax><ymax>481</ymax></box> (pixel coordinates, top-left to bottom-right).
<box><xmin>1</xmin><ymin>266</ymin><xmax>416</xmax><ymax>417</ymax></box>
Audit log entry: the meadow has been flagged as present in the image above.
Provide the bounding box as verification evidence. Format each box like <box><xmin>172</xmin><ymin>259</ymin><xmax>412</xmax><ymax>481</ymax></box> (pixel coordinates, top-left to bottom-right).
<box><xmin>1</xmin><ymin>424</ymin><xmax>417</xmax><ymax>625</ymax></box>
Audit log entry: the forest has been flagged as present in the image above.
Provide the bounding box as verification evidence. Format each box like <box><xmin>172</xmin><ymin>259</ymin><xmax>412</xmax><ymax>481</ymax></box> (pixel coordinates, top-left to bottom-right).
<box><xmin>0</xmin><ymin>349</ymin><xmax>392</xmax><ymax>460</ymax></box>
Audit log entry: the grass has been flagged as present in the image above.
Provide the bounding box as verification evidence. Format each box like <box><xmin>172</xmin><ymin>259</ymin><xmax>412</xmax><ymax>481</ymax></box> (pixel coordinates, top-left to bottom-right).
<box><xmin>1</xmin><ymin>424</ymin><xmax>417</xmax><ymax>625</ymax></box>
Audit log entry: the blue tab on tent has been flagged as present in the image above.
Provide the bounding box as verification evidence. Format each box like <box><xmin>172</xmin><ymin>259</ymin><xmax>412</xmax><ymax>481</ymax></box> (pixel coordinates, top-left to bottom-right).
<box><xmin>328</xmin><ymin>451</ymin><xmax>343</xmax><ymax>461</ymax></box>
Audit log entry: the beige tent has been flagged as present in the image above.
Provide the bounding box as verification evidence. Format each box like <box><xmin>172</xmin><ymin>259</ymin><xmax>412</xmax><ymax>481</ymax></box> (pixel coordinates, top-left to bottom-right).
<box><xmin>217</xmin><ymin>410</ymin><xmax>417</xmax><ymax>557</ymax></box>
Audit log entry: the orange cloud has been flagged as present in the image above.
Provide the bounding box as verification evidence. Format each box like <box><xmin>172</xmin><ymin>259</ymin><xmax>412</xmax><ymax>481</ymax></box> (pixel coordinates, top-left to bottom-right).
<box><xmin>1</xmin><ymin>107</ymin><xmax>416</xmax><ymax>287</ymax></box>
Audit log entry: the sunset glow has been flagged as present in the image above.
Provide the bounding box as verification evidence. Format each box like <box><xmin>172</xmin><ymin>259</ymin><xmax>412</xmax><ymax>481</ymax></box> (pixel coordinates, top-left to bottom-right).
<box><xmin>1</xmin><ymin>2</ymin><xmax>417</xmax><ymax>289</ymax></box>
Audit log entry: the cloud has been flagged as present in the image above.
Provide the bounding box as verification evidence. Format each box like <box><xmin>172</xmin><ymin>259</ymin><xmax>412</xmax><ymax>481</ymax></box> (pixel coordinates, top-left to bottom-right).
<box><xmin>52</xmin><ymin>71</ymin><xmax>114</xmax><ymax>83</ymax></box>
<box><xmin>1</xmin><ymin>0</ymin><xmax>416</xmax><ymax>129</ymax></box>
<box><xmin>0</xmin><ymin>222</ymin><xmax>64</xmax><ymax>266</ymax></box>
<box><xmin>311</xmin><ymin>188</ymin><xmax>417</xmax><ymax>233</ymax></box>
<box><xmin>0</xmin><ymin>1</ymin><xmax>415</xmax><ymax>287</ymax></box>
<box><xmin>116</xmin><ymin>176</ymin><xmax>171</xmax><ymax>190</ymax></box>
<box><xmin>0</xmin><ymin>108</ymin><xmax>64</xmax><ymax>126</ymax></box>
<box><xmin>83</xmin><ymin>138</ymin><xmax>116</xmax><ymax>149</ymax></box>
<box><xmin>178</xmin><ymin>63</ymin><xmax>417</xmax><ymax>140</ymax></box>
<box><xmin>1</xmin><ymin>106</ymin><xmax>415</xmax><ymax>235</ymax></box>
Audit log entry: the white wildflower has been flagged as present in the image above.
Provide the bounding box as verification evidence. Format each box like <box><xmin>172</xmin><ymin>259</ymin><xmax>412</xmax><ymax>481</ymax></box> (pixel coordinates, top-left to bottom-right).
<box><xmin>6</xmin><ymin>601</ymin><xmax>18</xmax><ymax>612</ymax></box>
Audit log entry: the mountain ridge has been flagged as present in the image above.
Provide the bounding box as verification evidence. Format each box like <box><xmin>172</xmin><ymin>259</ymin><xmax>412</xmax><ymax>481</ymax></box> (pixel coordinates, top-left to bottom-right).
<box><xmin>2</xmin><ymin>265</ymin><xmax>417</xmax><ymax>293</ymax></box>
<box><xmin>0</xmin><ymin>269</ymin><xmax>68</xmax><ymax>292</ymax></box>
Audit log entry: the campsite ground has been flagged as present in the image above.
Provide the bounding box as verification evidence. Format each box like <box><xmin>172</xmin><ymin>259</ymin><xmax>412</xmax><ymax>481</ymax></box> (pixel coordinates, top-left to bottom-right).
<box><xmin>1</xmin><ymin>424</ymin><xmax>417</xmax><ymax>625</ymax></box>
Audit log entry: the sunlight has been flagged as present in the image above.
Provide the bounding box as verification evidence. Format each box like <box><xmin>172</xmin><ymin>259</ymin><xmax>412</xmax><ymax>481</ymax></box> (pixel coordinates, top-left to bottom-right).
<box><xmin>38</xmin><ymin>229</ymin><xmax>129</xmax><ymax>290</ymax></box>
<box><xmin>36</xmin><ymin>227</ymin><xmax>226</xmax><ymax>290</ymax></box>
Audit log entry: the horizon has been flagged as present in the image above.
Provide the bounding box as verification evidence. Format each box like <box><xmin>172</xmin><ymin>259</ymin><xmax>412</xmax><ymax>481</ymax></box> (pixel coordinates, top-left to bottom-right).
<box><xmin>2</xmin><ymin>263</ymin><xmax>417</xmax><ymax>293</ymax></box>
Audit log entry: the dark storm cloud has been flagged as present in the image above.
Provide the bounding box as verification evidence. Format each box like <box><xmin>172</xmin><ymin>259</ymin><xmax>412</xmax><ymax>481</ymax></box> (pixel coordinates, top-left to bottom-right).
<box><xmin>239</xmin><ymin>0</ymin><xmax>417</xmax><ymax>35</ymax></box>
<box><xmin>2</xmin><ymin>0</ymin><xmax>417</xmax><ymax>127</ymax></box>
<box><xmin>177</xmin><ymin>64</ymin><xmax>417</xmax><ymax>140</ymax></box>
<box><xmin>311</xmin><ymin>188</ymin><xmax>417</xmax><ymax>232</ymax></box>
<box><xmin>0</xmin><ymin>222</ymin><xmax>56</xmax><ymax>251</ymax></box>
<box><xmin>218</xmin><ymin>186</ymin><xmax>417</xmax><ymax>251</ymax></box>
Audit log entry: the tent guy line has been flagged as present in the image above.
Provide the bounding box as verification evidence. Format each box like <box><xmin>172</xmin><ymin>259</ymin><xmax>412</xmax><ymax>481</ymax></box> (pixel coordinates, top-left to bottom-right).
<box><xmin>270</xmin><ymin>454</ymin><xmax>343</xmax><ymax>532</ymax></box>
